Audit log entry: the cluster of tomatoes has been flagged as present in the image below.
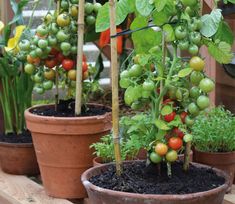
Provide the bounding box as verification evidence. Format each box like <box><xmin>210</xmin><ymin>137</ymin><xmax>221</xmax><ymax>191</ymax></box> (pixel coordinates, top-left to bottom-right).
<box><xmin>18</xmin><ymin>0</ymin><xmax>101</xmax><ymax>94</ymax></box>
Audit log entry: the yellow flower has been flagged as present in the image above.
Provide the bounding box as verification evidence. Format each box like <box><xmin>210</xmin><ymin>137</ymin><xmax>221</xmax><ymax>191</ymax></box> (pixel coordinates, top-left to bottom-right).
<box><xmin>0</xmin><ymin>21</ymin><xmax>4</xmax><ymax>34</ymax></box>
<box><xmin>5</xmin><ymin>25</ymin><xmax>26</xmax><ymax>53</ymax></box>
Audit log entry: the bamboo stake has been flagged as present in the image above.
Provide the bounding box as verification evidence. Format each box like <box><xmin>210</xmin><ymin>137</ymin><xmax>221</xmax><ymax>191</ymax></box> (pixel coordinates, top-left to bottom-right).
<box><xmin>109</xmin><ymin>0</ymin><xmax>122</xmax><ymax>175</ymax></box>
<box><xmin>183</xmin><ymin>141</ymin><xmax>191</xmax><ymax>171</ymax></box>
<box><xmin>75</xmin><ymin>0</ymin><xmax>85</xmax><ymax>116</ymax></box>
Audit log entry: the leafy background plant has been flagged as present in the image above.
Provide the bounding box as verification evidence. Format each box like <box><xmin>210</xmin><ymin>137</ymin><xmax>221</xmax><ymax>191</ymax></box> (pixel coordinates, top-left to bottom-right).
<box><xmin>192</xmin><ymin>107</ymin><xmax>235</xmax><ymax>152</ymax></box>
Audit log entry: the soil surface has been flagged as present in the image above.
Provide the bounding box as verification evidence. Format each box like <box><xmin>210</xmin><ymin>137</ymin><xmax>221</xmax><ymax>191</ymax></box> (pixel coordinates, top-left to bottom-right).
<box><xmin>0</xmin><ymin>130</ymin><xmax>32</xmax><ymax>143</ymax></box>
<box><xmin>89</xmin><ymin>161</ymin><xmax>225</xmax><ymax>194</ymax></box>
<box><xmin>30</xmin><ymin>99</ymin><xmax>111</xmax><ymax>117</ymax></box>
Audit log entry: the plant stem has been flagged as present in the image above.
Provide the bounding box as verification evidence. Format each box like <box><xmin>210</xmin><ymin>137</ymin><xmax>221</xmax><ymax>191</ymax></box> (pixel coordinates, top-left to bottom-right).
<box><xmin>167</xmin><ymin>162</ymin><xmax>172</xmax><ymax>178</ymax></box>
<box><xmin>109</xmin><ymin>0</ymin><xmax>122</xmax><ymax>176</ymax></box>
<box><xmin>183</xmin><ymin>141</ymin><xmax>191</xmax><ymax>171</ymax></box>
<box><xmin>75</xmin><ymin>0</ymin><xmax>85</xmax><ymax>116</ymax></box>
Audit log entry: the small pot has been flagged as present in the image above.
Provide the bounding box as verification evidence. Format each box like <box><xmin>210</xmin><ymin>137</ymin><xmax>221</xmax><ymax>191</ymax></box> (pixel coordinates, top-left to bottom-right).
<box><xmin>82</xmin><ymin>161</ymin><xmax>229</xmax><ymax>204</ymax></box>
<box><xmin>0</xmin><ymin>142</ymin><xmax>39</xmax><ymax>175</ymax></box>
<box><xmin>25</xmin><ymin>104</ymin><xmax>112</xmax><ymax>199</ymax></box>
<box><xmin>194</xmin><ymin>149</ymin><xmax>235</xmax><ymax>193</ymax></box>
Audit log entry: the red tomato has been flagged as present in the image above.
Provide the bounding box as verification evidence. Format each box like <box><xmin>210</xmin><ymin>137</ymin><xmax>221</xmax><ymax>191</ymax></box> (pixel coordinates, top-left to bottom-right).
<box><xmin>168</xmin><ymin>137</ymin><xmax>183</xmax><ymax>150</ymax></box>
<box><xmin>62</xmin><ymin>59</ymin><xmax>75</xmax><ymax>71</ymax></box>
<box><xmin>172</xmin><ymin>127</ymin><xmax>185</xmax><ymax>139</ymax></box>
<box><xmin>45</xmin><ymin>58</ymin><xmax>57</xmax><ymax>68</ymax></box>
<box><xmin>82</xmin><ymin>61</ymin><xmax>88</xmax><ymax>72</ymax></box>
<box><xmin>83</xmin><ymin>54</ymin><xmax>87</xmax><ymax>62</ymax></box>
<box><xmin>50</xmin><ymin>47</ymin><xmax>59</xmax><ymax>56</ymax></box>
<box><xmin>180</xmin><ymin>111</ymin><xmax>188</xmax><ymax>123</ymax></box>
<box><xmin>163</xmin><ymin>99</ymin><xmax>173</xmax><ymax>105</ymax></box>
<box><xmin>164</xmin><ymin>112</ymin><xmax>176</xmax><ymax>122</ymax></box>
<box><xmin>56</xmin><ymin>52</ymin><xmax>65</xmax><ymax>63</ymax></box>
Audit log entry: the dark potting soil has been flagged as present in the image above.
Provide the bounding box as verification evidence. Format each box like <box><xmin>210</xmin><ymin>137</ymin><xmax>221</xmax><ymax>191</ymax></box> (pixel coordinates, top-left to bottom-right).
<box><xmin>30</xmin><ymin>99</ymin><xmax>111</xmax><ymax>117</ymax></box>
<box><xmin>89</xmin><ymin>161</ymin><xmax>226</xmax><ymax>195</ymax></box>
<box><xmin>0</xmin><ymin>130</ymin><xmax>32</xmax><ymax>143</ymax></box>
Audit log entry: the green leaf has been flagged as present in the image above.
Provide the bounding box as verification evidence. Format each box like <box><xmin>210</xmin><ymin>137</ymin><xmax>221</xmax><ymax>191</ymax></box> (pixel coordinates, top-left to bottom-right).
<box><xmin>155</xmin><ymin>119</ymin><xmax>170</xmax><ymax>130</ymax></box>
<box><xmin>96</xmin><ymin>0</ymin><xmax>131</xmax><ymax>32</ymax></box>
<box><xmin>163</xmin><ymin>24</ymin><xmax>175</xmax><ymax>42</ymax></box>
<box><xmin>136</xmin><ymin>0</ymin><xmax>154</xmax><ymax>16</ymax></box>
<box><xmin>178</xmin><ymin>68</ymin><xmax>193</xmax><ymax>78</ymax></box>
<box><xmin>154</xmin><ymin>0</ymin><xmax>167</xmax><ymax>11</ymax></box>
<box><xmin>155</xmin><ymin>129</ymin><xmax>167</xmax><ymax>141</ymax></box>
<box><xmin>152</xmin><ymin>10</ymin><xmax>168</xmax><ymax>26</ymax></box>
<box><xmin>228</xmin><ymin>0</ymin><xmax>235</xmax><ymax>3</ymax></box>
<box><xmin>207</xmin><ymin>41</ymin><xmax>233</xmax><ymax>64</ymax></box>
<box><xmin>200</xmin><ymin>9</ymin><xmax>222</xmax><ymax>37</ymax></box>
<box><xmin>131</xmin><ymin>16</ymin><xmax>162</xmax><ymax>53</ymax></box>
<box><xmin>214</xmin><ymin>21</ymin><xmax>234</xmax><ymax>45</ymax></box>
<box><xmin>161</xmin><ymin>105</ymin><xmax>173</xmax><ymax>116</ymax></box>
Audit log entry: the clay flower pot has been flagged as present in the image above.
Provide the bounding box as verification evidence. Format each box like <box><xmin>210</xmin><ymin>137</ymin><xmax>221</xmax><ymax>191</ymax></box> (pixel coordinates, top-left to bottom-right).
<box><xmin>0</xmin><ymin>142</ymin><xmax>39</xmax><ymax>175</ymax></box>
<box><xmin>25</xmin><ymin>104</ymin><xmax>111</xmax><ymax>199</ymax></box>
<box><xmin>82</xmin><ymin>162</ymin><xmax>229</xmax><ymax>204</ymax></box>
<box><xmin>194</xmin><ymin>149</ymin><xmax>235</xmax><ymax>193</ymax></box>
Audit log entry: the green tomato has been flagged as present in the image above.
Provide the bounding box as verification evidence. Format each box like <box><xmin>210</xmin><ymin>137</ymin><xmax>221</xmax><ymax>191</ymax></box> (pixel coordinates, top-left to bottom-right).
<box><xmin>168</xmin><ymin>86</ymin><xmax>177</xmax><ymax>100</ymax></box>
<box><xmin>181</xmin><ymin>0</ymin><xmax>197</xmax><ymax>7</ymax></box>
<box><xmin>44</xmin><ymin>13</ymin><xmax>52</xmax><ymax>24</ymax></box>
<box><xmin>32</xmin><ymin>36</ymin><xmax>40</xmax><ymax>45</ymax></box>
<box><xmin>19</xmin><ymin>39</ymin><xmax>30</xmax><ymax>51</ymax></box>
<box><xmin>143</xmin><ymin>80</ymin><xmax>155</xmax><ymax>91</ymax></box>
<box><xmin>50</xmin><ymin>23</ymin><xmax>59</xmax><ymax>34</ymax></box>
<box><xmin>56</xmin><ymin>30</ymin><xmax>70</xmax><ymax>42</ymax></box>
<box><xmin>119</xmin><ymin>78</ymin><xmax>130</xmax><ymax>89</ymax></box>
<box><xmin>131</xmin><ymin>101</ymin><xmax>143</xmax><ymax>110</ymax></box>
<box><xmin>94</xmin><ymin>3</ymin><xmax>102</xmax><ymax>13</ymax></box>
<box><xmin>70</xmin><ymin>0</ymin><xmax>78</xmax><ymax>4</ymax></box>
<box><xmin>142</xmin><ymin>90</ymin><xmax>152</xmax><ymax>99</ymax></box>
<box><xmin>60</xmin><ymin>42</ymin><xmax>72</xmax><ymax>52</ymax></box>
<box><xmin>71</xmin><ymin>46</ymin><xmax>77</xmax><ymax>54</ymax></box>
<box><xmin>61</xmin><ymin>0</ymin><xmax>69</xmax><ymax>9</ymax></box>
<box><xmin>35</xmin><ymin>48</ymin><xmax>43</xmax><ymax>57</ymax></box>
<box><xmin>34</xmin><ymin>86</ymin><xmax>45</xmax><ymax>95</ymax></box>
<box><xmin>57</xmin><ymin>13</ymin><xmax>71</xmax><ymax>27</ymax></box>
<box><xmin>43</xmin><ymin>80</ymin><xmax>54</xmax><ymax>90</ymax></box>
<box><xmin>188</xmin><ymin>102</ymin><xmax>199</xmax><ymax>115</ymax></box>
<box><xmin>120</xmin><ymin>70</ymin><xmax>129</xmax><ymax>78</ymax></box>
<box><xmin>185</xmin><ymin>116</ymin><xmax>194</xmax><ymax>127</ymax></box>
<box><xmin>183</xmin><ymin>134</ymin><xmax>193</xmax><ymax>142</ymax></box>
<box><xmin>24</xmin><ymin>64</ymin><xmax>35</xmax><ymax>75</ymax></box>
<box><xmin>85</xmin><ymin>3</ymin><xmax>94</xmax><ymax>14</ymax></box>
<box><xmin>38</xmin><ymin>39</ymin><xmax>48</xmax><ymax>49</ymax></box>
<box><xmin>34</xmin><ymin>73</ymin><xmax>44</xmax><ymax>83</ymax></box>
<box><xmin>189</xmin><ymin>86</ymin><xmax>200</xmax><ymax>99</ymax></box>
<box><xmin>36</xmin><ymin>24</ymin><xmax>49</xmax><ymax>36</ymax></box>
<box><xmin>129</xmin><ymin>64</ymin><xmax>142</xmax><ymax>77</ymax></box>
<box><xmin>86</xmin><ymin>15</ymin><xmax>96</xmax><ymax>25</ymax></box>
<box><xmin>45</xmin><ymin>46</ymin><xmax>52</xmax><ymax>54</ymax></box>
<box><xmin>185</xmin><ymin>6</ymin><xmax>195</xmax><ymax>16</ymax></box>
<box><xmin>197</xmin><ymin>95</ymin><xmax>210</xmax><ymax>110</ymax></box>
<box><xmin>188</xmin><ymin>44</ymin><xmax>199</xmax><ymax>55</ymax></box>
<box><xmin>48</xmin><ymin>36</ymin><xmax>57</xmax><ymax>46</ymax></box>
<box><xmin>190</xmin><ymin>71</ymin><xmax>204</xmax><ymax>86</ymax></box>
<box><xmin>196</xmin><ymin>19</ymin><xmax>203</xmax><ymax>30</ymax></box>
<box><xmin>176</xmin><ymin>89</ymin><xmax>183</xmax><ymax>101</ymax></box>
<box><xmin>199</xmin><ymin>78</ymin><xmax>215</xmax><ymax>93</ymax></box>
<box><xmin>175</xmin><ymin>26</ymin><xmax>187</xmax><ymax>40</ymax></box>
<box><xmin>150</xmin><ymin>152</ymin><xmax>162</xmax><ymax>164</ymax></box>
<box><xmin>189</xmin><ymin>32</ymin><xmax>201</xmax><ymax>45</ymax></box>
<box><xmin>166</xmin><ymin>150</ymin><xmax>178</xmax><ymax>163</ymax></box>
<box><xmin>178</xmin><ymin>40</ymin><xmax>189</xmax><ymax>50</ymax></box>
<box><xmin>29</xmin><ymin>50</ymin><xmax>37</xmax><ymax>58</ymax></box>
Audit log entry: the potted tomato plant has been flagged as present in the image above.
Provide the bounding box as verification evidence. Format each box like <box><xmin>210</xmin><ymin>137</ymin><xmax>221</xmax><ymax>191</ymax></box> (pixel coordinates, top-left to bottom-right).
<box><xmin>192</xmin><ymin>106</ymin><xmax>235</xmax><ymax>192</ymax></box>
<box><xmin>23</xmin><ymin>0</ymin><xmax>111</xmax><ymax>199</ymax></box>
<box><xmin>0</xmin><ymin>1</ymin><xmax>39</xmax><ymax>176</ymax></box>
<box><xmin>81</xmin><ymin>0</ymin><xmax>233</xmax><ymax>203</ymax></box>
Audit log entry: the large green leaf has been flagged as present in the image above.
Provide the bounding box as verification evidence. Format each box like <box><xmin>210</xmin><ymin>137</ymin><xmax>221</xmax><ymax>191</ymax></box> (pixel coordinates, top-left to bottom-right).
<box><xmin>96</xmin><ymin>0</ymin><xmax>134</xmax><ymax>32</ymax></box>
<box><xmin>136</xmin><ymin>0</ymin><xmax>154</xmax><ymax>16</ymax></box>
<box><xmin>207</xmin><ymin>41</ymin><xmax>233</xmax><ymax>64</ymax></box>
<box><xmin>152</xmin><ymin>10</ymin><xmax>169</xmax><ymax>26</ymax></box>
<box><xmin>154</xmin><ymin>0</ymin><xmax>167</xmax><ymax>11</ymax></box>
<box><xmin>214</xmin><ymin>21</ymin><xmax>234</xmax><ymax>45</ymax></box>
<box><xmin>200</xmin><ymin>9</ymin><xmax>222</xmax><ymax>37</ymax></box>
<box><xmin>131</xmin><ymin>16</ymin><xmax>162</xmax><ymax>53</ymax></box>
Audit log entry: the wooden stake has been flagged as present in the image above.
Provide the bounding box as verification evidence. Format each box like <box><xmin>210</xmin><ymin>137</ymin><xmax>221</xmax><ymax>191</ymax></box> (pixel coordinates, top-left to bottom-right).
<box><xmin>75</xmin><ymin>0</ymin><xmax>85</xmax><ymax>116</ymax></box>
<box><xmin>55</xmin><ymin>67</ymin><xmax>59</xmax><ymax>112</ymax></box>
<box><xmin>183</xmin><ymin>141</ymin><xmax>191</xmax><ymax>171</ymax></box>
<box><xmin>109</xmin><ymin>0</ymin><xmax>122</xmax><ymax>175</ymax></box>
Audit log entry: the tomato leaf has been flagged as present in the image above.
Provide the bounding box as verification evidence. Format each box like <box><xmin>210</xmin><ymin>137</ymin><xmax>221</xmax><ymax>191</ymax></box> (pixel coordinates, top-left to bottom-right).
<box><xmin>154</xmin><ymin>0</ymin><xmax>167</xmax><ymax>12</ymax></box>
<box><xmin>178</xmin><ymin>68</ymin><xmax>193</xmax><ymax>78</ymax></box>
<box><xmin>207</xmin><ymin>41</ymin><xmax>233</xmax><ymax>64</ymax></box>
<box><xmin>136</xmin><ymin>0</ymin><xmax>154</xmax><ymax>16</ymax></box>
<box><xmin>200</xmin><ymin>9</ymin><xmax>222</xmax><ymax>37</ymax></box>
<box><xmin>152</xmin><ymin>10</ymin><xmax>169</xmax><ymax>26</ymax></box>
<box><xmin>161</xmin><ymin>105</ymin><xmax>173</xmax><ymax>116</ymax></box>
<box><xmin>214</xmin><ymin>21</ymin><xmax>234</xmax><ymax>45</ymax></box>
<box><xmin>155</xmin><ymin>119</ymin><xmax>170</xmax><ymax>130</ymax></box>
<box><xmin>163</xmin><ymin>24</ymin><xmax>175</xmax><ymax>42</ymax></box>
<box><xmin>155</xmin><ymin>129</ymin><xmax>167</xmax><ymax>141</ymax></box>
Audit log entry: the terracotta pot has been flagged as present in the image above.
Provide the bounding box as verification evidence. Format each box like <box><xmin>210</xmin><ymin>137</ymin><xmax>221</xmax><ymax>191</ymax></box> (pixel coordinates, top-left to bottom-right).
<box><xmin>82</xmin><ymin>161</ymin><xmax>229</xmax><ymax>204</ymax></box>
<box><xmin>194</xmin><ymin>149</ymin><xmax>235</xmax><ymax>193</ymax></box>
<box><xmin>25</xmin><ymin>104</ymin><xmax>111</xmax><ymax>199</ymax></box>
<box><xmin>0</xmin><ymin>142</ymin><xmax>39</xmax><ymax>175</ymax></box>
<box><xmin>93</xmin><ymin>151</ymin><xmax>193</xmax><ymax>167</ymax></box>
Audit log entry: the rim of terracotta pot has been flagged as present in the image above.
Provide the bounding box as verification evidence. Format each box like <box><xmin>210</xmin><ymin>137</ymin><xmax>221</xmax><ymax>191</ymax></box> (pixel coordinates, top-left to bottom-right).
<box><xmin>194</xmin><ymin>148</ymin><xmax>235</xmax><ymax>156</ymax></box>
<box><xmin>25</xmin><ymin>103</ymin><xmax>111</xmax><ymax>122</ymax></box>
<box><xmin>0</xmin><ymin>141</ymin><xmax>33</xmax><ymax>148</ymax></box>
<box><xmin>82</xmin><ymin>161</ymin><xmax>229</xmax><ymax>200</ymax></box>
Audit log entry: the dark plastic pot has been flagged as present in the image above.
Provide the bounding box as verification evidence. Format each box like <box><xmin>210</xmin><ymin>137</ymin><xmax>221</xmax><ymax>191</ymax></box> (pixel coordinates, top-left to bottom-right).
<box><xmin>0</xmin><ymin>142</ymin><xmax>39</xmax><ymax>175</ymax></box>
<box><xmin>194</xmin><ymin>149</ymin><xmax>235</xmax><ymax>193</ymax></box>
<box><xmin>82</xmin><ymin>161</ymin><xmax>229</xmax><ymax>204</ymax></box>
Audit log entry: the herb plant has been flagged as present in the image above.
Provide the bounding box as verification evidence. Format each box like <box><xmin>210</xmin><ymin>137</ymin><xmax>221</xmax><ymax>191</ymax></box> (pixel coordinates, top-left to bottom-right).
<box><xmin>192</xmin><ymin>107</ymin><xmax>235</xmax><ymax>153</ymax></box>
